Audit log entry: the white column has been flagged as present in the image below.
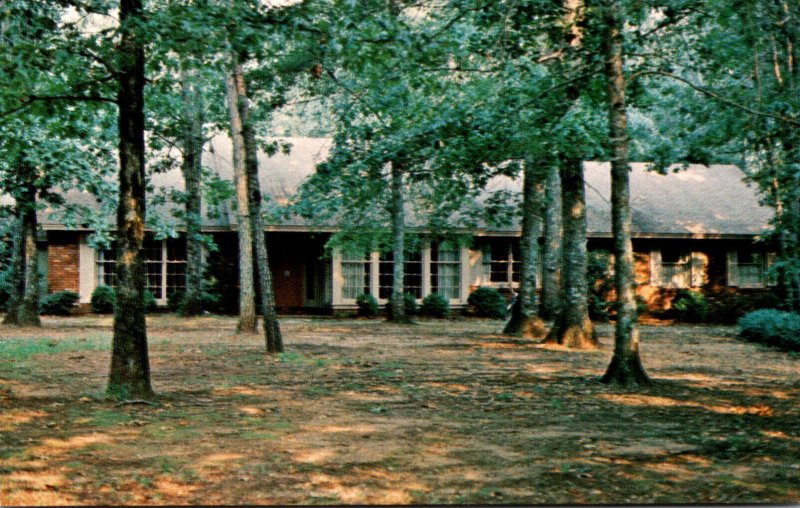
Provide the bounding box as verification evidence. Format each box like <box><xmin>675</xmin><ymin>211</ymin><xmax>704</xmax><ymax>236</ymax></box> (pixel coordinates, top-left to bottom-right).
<box><xmin>78</xmin><ymin>233</ymin><xmax>95</xmax><ymax>304</ymax></box>
<box><xmin>459</xmin><ymin>244</ymin><xmax>470</xmax><ymax>304</ymax></box>
<box><xmin>331</xmin><ymin>249</ymin><xmax>343</xmax><ymax>305</ymax></box>
<box><xmin>421</xmin><ymin>241</ymin><xmax>431</xmax><ymax>298</ymax></box>
<box><xmin>160</xmin><ymin>240</ymin><xmax>168</xmax><ymax>304</ymax></box>
<box><xmin>370</xmin><ymin>251</ymin><xmax>380</xmax><ymax>299</ymax></box>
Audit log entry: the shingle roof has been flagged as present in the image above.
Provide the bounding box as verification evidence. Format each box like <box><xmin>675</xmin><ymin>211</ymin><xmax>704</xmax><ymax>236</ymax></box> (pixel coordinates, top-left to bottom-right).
<box><xmin>29</xmin><ymin>136</ymin><xmax>772</xmax><ymax>238</ymax></box>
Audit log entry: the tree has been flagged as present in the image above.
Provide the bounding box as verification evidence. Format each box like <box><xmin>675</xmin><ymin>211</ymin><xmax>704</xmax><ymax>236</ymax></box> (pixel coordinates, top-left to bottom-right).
<box><xmin>108</xmin><ymin>0</ymin><xmax>154</xmax><ymax>398</ymax></box>
<box><xmin>540</xmin><ymin>164</ymin><xmax>561</xmax><ymax>320</ymax></box>
<box><xmin>599</xmin><ymin>0</ymin><xmax>649</xmax><ymax>386</ymax></box>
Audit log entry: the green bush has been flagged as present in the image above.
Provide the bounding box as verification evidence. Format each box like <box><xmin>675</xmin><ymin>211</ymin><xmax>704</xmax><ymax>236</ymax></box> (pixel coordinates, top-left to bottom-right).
<box><xmin>356</xmin><ymin>293</ymin><xmax>380</xmax><ymax>317</ymax></box>
<box><xmin>587</xmin><ymin>250</ymin><xmax>614</xmax><ymax>322</ymax></box>
<box><xmin>167</xmin><ymin>289</ymin><xmax>185</xmax><ymax>312</ymax></box>
<box><xmin>671</xmin><ymin>289</ymin><xmax>708</xmax><ymax>323</ymax></box>
<box><xmin>467</xmin><ymin>287</ymin><xmax>507</xmax><ymax>319</ymax></box>
<box><xmin>91</xmin><ymin>285</ymin><xmax>116</xmax><ymax>314</ymax></box>
<box><xmin>40</xmin><ymin>291</ymin><xmax>79</xmax><ymax>316</ymax></box>
<box><xmin>738</xmin><ymin>309</ymin><xmax>800</xmax><ymax>351</ymax></box>
<box><xmin>143</xmin><ymin>290</ymin><xmax>158</xmax><ymax>313</ymax></box>
<box><xmin>708</xmin><ymin>292</ymin><xmax>782</xmax><ymax>324</ymax></box>
<box><xmin>421</xmin><ymin>293</ymin><xmax>450</xmax><ymax>318</ymax></box>
<box><xmin>385</xmin><ymin>292</ymin><xmax>418</xmax><ymax>317</ymax></box>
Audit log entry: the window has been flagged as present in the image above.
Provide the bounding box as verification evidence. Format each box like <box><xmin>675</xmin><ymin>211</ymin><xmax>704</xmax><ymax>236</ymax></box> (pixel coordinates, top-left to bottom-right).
<box><xmin>341</xmin><ymin>250</ymin><xmax>370</xmax><ymax>300</ymax></box>
<box><xmin>378</xmin><ymin>250</ymin><xmax>423</xmax><ymax>300</ymax></box>
<box><xmin>728</xmin><ymin>248</ymin><xmax>775</xmax><ymax>287</ymax></box>
<box><xmin>659</xmin><ymin>248</ymin><xmax>691</xmax><ymax>288</ymax></box>
<box><xmin>431</xmin><ymin>241</ymin><xmax>461</xmax><ymax>299</ymax></box>
<box><xmin>96</xmin><ymin>237</ymin><xmax>188</xmax><ymax>300</ymax></box>
<box><xmin>482</xmin><ymin>239</ymin><xmax>520</xmax><ymax>285</ymax></box>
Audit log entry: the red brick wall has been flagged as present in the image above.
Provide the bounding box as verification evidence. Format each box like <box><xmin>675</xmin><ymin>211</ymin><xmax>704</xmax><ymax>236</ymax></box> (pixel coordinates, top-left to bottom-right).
<box><xmin>48</xmin><ymin>232</ymin><xmax>80</xmax><ymax>293</ymax></box>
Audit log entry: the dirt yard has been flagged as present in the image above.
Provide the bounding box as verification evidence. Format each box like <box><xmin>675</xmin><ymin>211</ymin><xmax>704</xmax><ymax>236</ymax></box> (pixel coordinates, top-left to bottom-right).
<box><xmin>0</xmin><ymin>315</ymin><xmax>798</xmax><ymax>505</ymax></box>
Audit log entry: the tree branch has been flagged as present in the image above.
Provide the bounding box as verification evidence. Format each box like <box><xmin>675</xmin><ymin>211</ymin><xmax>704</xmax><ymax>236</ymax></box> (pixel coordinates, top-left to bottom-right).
<box><xmin>627</xmin><ymin>69</ymin><xmax>800</xmax><ymax>127</ymax></box>
<box><xmin>0</xmin><ymin>94</ymin><xmax>116</xmax><ymax>118</ymax></box>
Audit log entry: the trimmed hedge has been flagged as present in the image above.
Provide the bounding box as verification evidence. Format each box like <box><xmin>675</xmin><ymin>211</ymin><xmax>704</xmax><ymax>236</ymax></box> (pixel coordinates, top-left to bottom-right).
<box><xmin>91</xmin><ymin>285</ymin><xmax>116</xmax><ymax>314</ymax></box>
<box><xmin>356</xmin><ymin>293</ymin><xmax>380</xmax><ymax>317</ymax></box>
<box><xmin>385</xmin><ymin>292</ymin><xmax>418</xmax><ymax>317</ymax></box>
<box><xmin>738</xmin><ymin>309</ymin><xmax>800</xmax><ymax>351</ymax></box>
<box><xmin>421</xmin><ymin>293</ymin><xmax>450</xmax><ymax>318</ymax></box>
<box><xmin>467</xmin><ymin>287</ymin><xmax>507</xmax><ymax>319</ymax></box>
<box><xmin>40</xmin><ymin>291</ymin><xmax>79</xmax><ymax>316</ymax></box>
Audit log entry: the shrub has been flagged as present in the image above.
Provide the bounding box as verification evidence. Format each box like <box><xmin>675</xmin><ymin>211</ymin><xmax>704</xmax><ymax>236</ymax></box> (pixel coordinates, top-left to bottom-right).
<box><xmin>385</xmin><ymin>292</ymin><xmax>418</xmax><ymax>317</ymax></box>
<box><xmin>708</xmin><ymin>292</ymin><xmax>783</xmax><ymax>324</ymax></box>
<box><xmin>40</xmin><ymin>291</ymin><xmax>79</xmax><ymax>316</ymax></box>
<box><xmin>671</xmin><ymin>289</ymin><xmax>708</xmax><ymax>323</ymax></box>
<box><xmin>421</xmin><ymin>293</ymin><xmax>450</xmax><ymax>318</ymax></box>
<box><xmin>143</xmin><ymin>290</ymin><xmax>158</xmax><ymax>313</ymax></box>
<box><xmin>587</xmin><ymin>250</ymin><xmax>614</xmax><ymax>322</ymax></box>
<box><xmin>467</xmin><ymin>287</ymin><xmax>507</xmax><ymax>319</ymax></box>
<box><xmin>738</xmin><ymin>309</ymin><xmax>800</xmax><ymax>351</ymax></box>
<box><xmin>91</xmin><ymin>285</ymin><xmax>116</xmax><ymax>314</ymax></box>
<box><xmin>356</xmin><ymin>293</ymin><xmax>380</xmax><ymax>317</ymax></box>
<box><xmin>167</xmin><ymin>290</ymin><xmax>185</xmax><ymax>312</ymax></box>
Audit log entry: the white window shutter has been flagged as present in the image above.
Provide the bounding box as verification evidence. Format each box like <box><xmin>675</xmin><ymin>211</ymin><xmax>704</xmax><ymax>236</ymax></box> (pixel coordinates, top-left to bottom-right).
<box><xmin>766</xmin><ymin>252</ymin><xmax>777</xmax><ymax>287</ymax></box>
<box><xmin>691</xmin><ymin>252</ymin><xmax>707</xmax><ymax>287</ymax></box>
<box><xmin>650</xmin><ymin>250</ymin><xmax>662</xmax><ymax>286</ymax></box>
<box><xmin>727</xmin><ymin>250</ymin><xmax>739</xmax><ymax>287</ymax></box>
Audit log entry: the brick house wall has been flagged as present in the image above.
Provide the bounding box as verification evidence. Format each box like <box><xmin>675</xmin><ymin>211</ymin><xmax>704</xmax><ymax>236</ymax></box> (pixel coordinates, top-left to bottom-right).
<box><xmin>47</xmin><ymin>231</ymin><xmax>80</xmax><ymax>294</ymax></box>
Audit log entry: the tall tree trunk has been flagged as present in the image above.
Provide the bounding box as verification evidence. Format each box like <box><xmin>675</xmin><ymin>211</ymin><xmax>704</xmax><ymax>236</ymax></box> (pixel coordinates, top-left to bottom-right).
<box><xmin>546</xmin><ymin>157</ymin><xmax>597</xmax><ymax>348</ymax></box>
<box><xmin>180</xmin><ymin>69</ymin><xmax>205</xmax><ymax>316</ymax></box>
<box><xmin>3</xmin><ymin>206</ymin><xmax>26</xmax><ymax>325</ymax></box>
<box><xmin>18</xmin><ymin>187</ymin><xmax>41</xmax><ymax>326</ymax></box>
<box><xmin>108</xmin><ymin>0</ymin><xmax>153</xmax><ymax>399</ymax></box>
<box><xmin>388</xmin><ymin>161</ymin><xmax>408</xmax><ymax>322</ymax></box>
<box><xmin>234</xmin><ymin>58</ymin><xmax>284</xmax><ymax>353</ymax></box>
<box><xmin>504</xmin><ymin>157</ymin><xmax>546</xmax><ymax>337</ymax></box>
<box><xmin>225</xmin><ymin>60</ymin><xmax>257</xmax><ymax>333</ymax></box>
<box><xmin>600</xmin><ymin>0</ymin><xmax>649</xmax><ymax>386</ymax></box>
<box><xmin>540</xmin><ymin>164</ymin><xmax>562</xmax><ymax>320</ymax></box>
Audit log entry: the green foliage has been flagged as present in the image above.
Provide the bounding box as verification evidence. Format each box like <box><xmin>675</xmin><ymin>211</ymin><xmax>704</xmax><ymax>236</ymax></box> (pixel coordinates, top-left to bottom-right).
<box><xmin>421</xmin><ymin>293</ymin><xmax>450</xmax><ymax>318</ymax></box>
<box><xmin>386</xmin><ymin>293</ymin><xmax>418</xmax><ymax>317</ymax></box>
<box><xmin>671</xmin><ymin>290</ymin><xmax>709</xmax><ymax>323</ymax></box>
<box><xmin>90</xmin><ymin>285</ymin><xmax>116</xmax><ymax>314</ymax></box>
<box><xmin>587</xmin><ymin>250</ymin><xmax>614</xmax><ymax>322</ymax></box>
<box><xmin>355</xmin><ymin>293</ymin><xmax>380</xmax><ymax>317</ymax></box>
<box><xmin>467</xmin><ymin>287</ymin><xmax>507</xmax><ymax>319</ymax></box>
<box><xmin>707</xmin><ymin>292</ymin><xmax>782</xmax><ymax>324</ymax></box>
<box><xmin>738</xmin><ymin>309</ymin><xmax>800</xmax><ymax>351</ymax></box>
<box><xmin>143</xmin><ymin>290</ymin><xmax>158</xmax><ymax>313</ymax></box>
<box><xmin>40</xmin><ymin>291</ymin><xmax>79</xmax><ymax>316</ymax></box>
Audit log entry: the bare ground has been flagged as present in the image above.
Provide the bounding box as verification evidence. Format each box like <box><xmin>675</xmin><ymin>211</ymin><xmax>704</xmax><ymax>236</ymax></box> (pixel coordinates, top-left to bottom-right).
<box><xmin>0</xmin><ymin>315</ymin><xmax>798</xmax><ymax>505</ymax></box>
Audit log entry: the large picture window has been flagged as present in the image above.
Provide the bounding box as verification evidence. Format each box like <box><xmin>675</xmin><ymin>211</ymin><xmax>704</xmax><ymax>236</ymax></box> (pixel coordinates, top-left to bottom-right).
<box><xmin>96</xmin><ymin>237</ymin><xmax>187</xmax><ymax>301</ymax></box>
<box><xmin>728</xmin><ymin>248</ymin><xmax>775</xmax><ymax>287</ymax></box>
<box><xmin>341</xmin><ymin>250</ymin><xmax>370</xmax><ymax>300</ymax></box>
<box><xmin>378</xmin><ymin>250</ymin><xmax>423</xmax><ymax>300</ymax></box>
<box><xmin>431</xmin><ymin>241</ymin><xmax>461</xmax><ymax>300</ymax></box>
<box><xmin>482</xmin><ymin>239</ymin><xmax>520</xmax><ymax>285</ymax></box>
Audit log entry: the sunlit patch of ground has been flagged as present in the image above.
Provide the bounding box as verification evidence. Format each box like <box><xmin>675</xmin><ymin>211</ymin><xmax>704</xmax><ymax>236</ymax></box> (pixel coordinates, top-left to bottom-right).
<box><xmin>0</xmin><ymin>315</ymin><xmax>799</xmax><ymax>505</ymax></box>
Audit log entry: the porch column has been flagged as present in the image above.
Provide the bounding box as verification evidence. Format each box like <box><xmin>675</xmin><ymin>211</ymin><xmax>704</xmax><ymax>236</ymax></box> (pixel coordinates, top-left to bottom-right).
<box><xmin>78</xmin><ymin>233</ymin><xmax>95</xmax><ymax>304</ymax></box>
<box><xmin>331</xmin><ymin>249</ymin><xmax>343</xmax><ymax>306</ymax></box>
<box><xmin>460</xmin><ymin>244</ymin><xmax>470</xmax><ymax>303</ymax></box>
<box><xmin>369</xmin><ymin>251</ymin><xmax>380</xmax><ymax>298</ymax></box>
<box><xmin>421</xmin><ymin>241</ymin><xmax>431</xmax><ymax>298</ymax></box>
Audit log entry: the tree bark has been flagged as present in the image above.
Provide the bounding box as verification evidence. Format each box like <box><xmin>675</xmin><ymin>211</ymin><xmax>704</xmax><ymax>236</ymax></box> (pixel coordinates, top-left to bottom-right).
<box><xmin>540</xmin><ymin>164</ymin><xmax>562</xmax><ymax>320</ymax></box>
<box><xmin>504</xmin><ymin>157</ymin><xmax>546</xmax><ymax>337</ymax></box>
<box><xmin>18</xmin><ymin>188</ymin><xmax>41</xmax><ymax>326</ymax></box>
<box><xmin>388</xmin><ymin>160</ymin><xmax>409</xmax><ymax>322</ymax></box>
<box><xmin>108</xmin><ymin>0</ymin><xmax>153</xmax><ymax>399</ymax></box>
<box><xmin>599</xmin><ymin>0</ymin><xmax>650</xmax><ymax>386</ymax></box>
<box><xmin>3</xmin><ymin>205</ymin><xmax>26</xmax><ymax>325</ymax></box>
<box><xmin>546</xmin><ymin>157</ymin><xmax>597</xmax><ymax>348</ymax></box>
<box><xmin>234</xmin><ymin>58</ymin><xmax>284</xmax><ymax>353</ymax></box>
<box><xmin>180</xmin><ymin>69</ymin><xmax>205</xmax><ymax>316</ymax></box>
<box><xmin>225</xmin><ymin>60</ymin><xmax>257</xmax><ymax>334</ymax></box>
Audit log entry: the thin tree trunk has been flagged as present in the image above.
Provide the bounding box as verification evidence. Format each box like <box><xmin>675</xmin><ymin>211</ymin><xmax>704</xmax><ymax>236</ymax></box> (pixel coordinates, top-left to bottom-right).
<box><xmin>3</xmin><ymin>206</ymin><xmax>25</xmax><ymax>325</ymax></box>
<box><xmin>504</xmin><ymin>157</ymin><xmax>546</xmax><ymax>337</ymax></box>
<box><xmin>234</xmin><ymin>59</ymin><xmax>284</xmax><ymax>353</ymax></box>
<box><xmin>18</xmin><ymin>188</ymin><xmax>41</xmax><ymax>326</ymax></box>
<box><xmin>600</xmin><ymin>0</ymin><xmax>649</xmax><ymax>386</ymax></box>
<box><xmin>226</xmin><ymin>60</ymin><xmax>257</xmax><ymax>333</ymax></box>
<box><xmin>108</xmin><ymin>0</ymin><xmax>153</xmax><ymax>399</ymax></box>
<box><xmin>180</xmin><ymin>69</ymin><xmax>205</xmax><ymax>316</ymax></box>
<box><xmin>546</xmin><ymin>157</ymin><xmax>597</xmax><ymax>348</ymax></box>
<box><xmin>388</xmin><ymin>161</ymin><xmax>408</xmax><ymax>322</ymax></box>
<box><xmin>540</xmin><ymin>164</ymin><xmax>562</xmax><ymax>320</ymax></box>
